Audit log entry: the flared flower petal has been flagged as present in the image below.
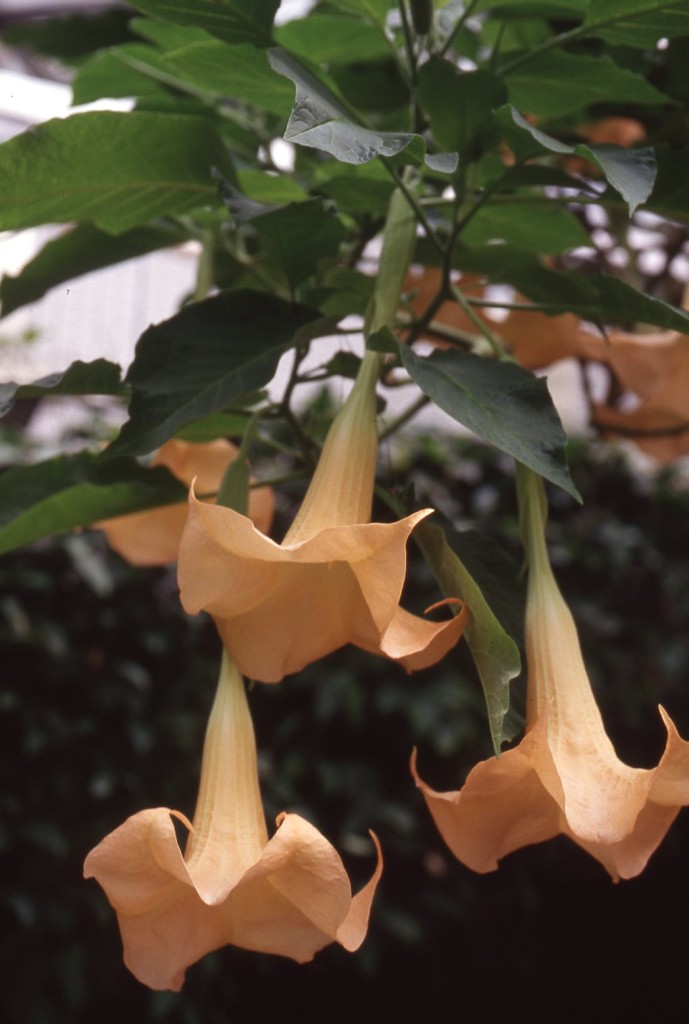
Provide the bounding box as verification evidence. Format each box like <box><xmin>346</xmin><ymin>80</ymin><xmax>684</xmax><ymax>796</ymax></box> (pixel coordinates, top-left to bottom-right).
<box><xmin>414</xmin><ymin>468</ymin><xmax>689</xmax><ymax>880</ymax></box>
<box><xmin>97</xmin><ymin>439</ymin><xmax>274</xmax><ymax>565</ymax></box>
<box><xmin>84</xmin><ymin>654</ymin><xmax>382</xmax><ymax>990</ymax></box>
<box><xmin>180</xmin><ymin>499</ymin><xmax>466</xmax><ymax>681</ymax></box>
<box><xmin>178</xmin><ymin>351</ymin><xmax>466</xmax><ymax>682</ymax></box>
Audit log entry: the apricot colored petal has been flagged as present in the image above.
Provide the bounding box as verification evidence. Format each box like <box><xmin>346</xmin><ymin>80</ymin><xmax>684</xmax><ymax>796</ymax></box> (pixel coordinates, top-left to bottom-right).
<box><xmin>336</xmin><ymin>831</ymin><xmax>384</xmax><ymax>952</ymax></box>
<box><xmin>573</xmin><ymin>801</ymin><xmax>681</xmax><ymax>882</ymax></box>
<box><xmin>99</xmin><ymin>505</ymin><xmax>189</xmax><ymax>566</ymax></box>
<box><xmin>360</xmin><ymin>602</ymin><xmax>468</xmax><ymax>672</ymax></box>
<box><xmin>243</xmin><ymin>814</ymin><xmax>357</xmax><ymax>940</ymax></box>
<box><xmin>83</xmin><ymin>807</ymin><xmax>228</xmax><ymax>991</ymax></box>
<box><xmin>649</xmin><ymin>707</ymin><xmax>689</xmax><ymax>805</ymax></box>
<box><xmin>179</xmin><ymin>496</ymin><xmax>441</xmax><ymax>682</ymax></box>
<box><xmin>411</xmin><ymin>735</ymin><xmax>561</xmax><ymax>874</ymax></box>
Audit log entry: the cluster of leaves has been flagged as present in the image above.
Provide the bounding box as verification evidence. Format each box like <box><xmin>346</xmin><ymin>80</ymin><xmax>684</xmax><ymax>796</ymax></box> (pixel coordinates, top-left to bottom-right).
<box><xmin>1</xmin><ymin>0</ymin><xmax>689</xmax><ymax>743</ymax></box>
<box><xmin>2</xmin><ymin>436</ymin><xmax>689</xmax><ymax>1024</ymax></box>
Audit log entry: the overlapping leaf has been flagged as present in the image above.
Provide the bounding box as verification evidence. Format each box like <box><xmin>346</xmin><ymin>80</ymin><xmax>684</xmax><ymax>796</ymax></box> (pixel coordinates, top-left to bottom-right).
<box><xmin>0</xmin><ymin>454</ymin><xmax>186</xmax><ymax>555</ymax></box>
<box><xmin>0</xmin><ymin>112</ymin><xmax>232</xmax><ymax>234</ymax></box>
<box><xmin>400</xmin><ymin>345</ymin><xmax>580</xmax><ymax>499</ymax></box>
<box><xmin>108</xmin><ymin>291</ymin><xmax>320</xmax><ymax>456</ymax></box>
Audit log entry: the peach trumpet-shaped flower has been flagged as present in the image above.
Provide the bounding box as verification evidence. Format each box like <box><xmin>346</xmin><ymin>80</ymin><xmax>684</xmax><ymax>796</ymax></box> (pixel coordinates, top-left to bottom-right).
<box><xmin>413</xmin><ymin>467</ymin><xmax>689</xmax><ymax>881</ymax></box>
<box><xmin>84</xmin><ymin>652</ymin><xmax>382</xmax><ymax>991</ymax></box>
<box><xmin>178</xmin><ymin>351</ymin><xmax>467</xmax><ymax>682</ymax></box>
<box><xmin>97</xmin><ymin>438</ymin><xmax>274</xmax><ymax>565</ymax></box>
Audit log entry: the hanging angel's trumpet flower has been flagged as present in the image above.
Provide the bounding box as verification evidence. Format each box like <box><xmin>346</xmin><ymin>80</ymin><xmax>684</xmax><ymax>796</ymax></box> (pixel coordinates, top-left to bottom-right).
<box><xmin>96</xmin><ymin>438</ymin><xmax>274</xmax><ymax>566</ymax></box>
<box><xmin>84</xmin><ymin>652</ymin><xmax>382</xmax><ymax>991</ymax></box>
<box><xmin>413</xmin><ymin>466</ymin><xmax>689</xmax><ymax>881</ymax></box>
<box><xmin>178</xmin><ymin>351</ymin><xmax>467</xmax><ymax>682</ymax></box>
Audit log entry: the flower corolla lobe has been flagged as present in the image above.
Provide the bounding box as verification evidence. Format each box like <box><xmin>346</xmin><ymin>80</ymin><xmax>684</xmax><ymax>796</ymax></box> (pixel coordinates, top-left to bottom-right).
<box><xmin>84</xmin><ymin>655</ymin><xmax>382</xmax><ymax>990</ymax></box>
<box><xmin>413</xmin><ymin>468</ymin><xmax>689</xmax><ymax>880</ymax></box>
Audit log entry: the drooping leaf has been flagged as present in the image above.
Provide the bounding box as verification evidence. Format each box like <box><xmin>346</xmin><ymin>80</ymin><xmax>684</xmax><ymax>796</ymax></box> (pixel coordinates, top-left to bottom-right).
<box><xmin>492</xmin><ymin>264</ymin><xmax>689</xmax><ymax>333</ymax></box>
<box><xmin>0</xmin><ymin>454</ymin><xmax>186</xmax><ymax>555</ymax></box>
<box><xmin>399</xmin><ymin>345</ymin><xmax>580</xmax><ymax>499</ymax></box>
<box><xmin>108</xmin><ymin>291</ymin><xmax>320</xmax><ymax>456</ymax></box>
<box><xmin>0</xmin><ymin>224</ymin><xmax>188</xmax><ymax>318</ymax></box>
<box><xmin>129</xmin><ymin>0</ymin><xmax>280</xmax><ymax>46</ymax></box>
<box><xmin>505</xmin><ymin>108</ymin><xmax>656</xmax><ymax>215</ymax></box>
<box><xmin>0</xmin><ymin>360</ymin><xmax>125</xmax><ymax>418</ymax></box>
<box><xmin>0</xmin><ymin>112</ymin><xmax>232</xmax><ymax>235</ymax></box>
<box><xmin>268</xmin><ymin>47</ymin><xmax>425</xmax><ymax>165</ymax></box>
<box><xmin>415</xmin><ymin>519</ymin><xmax>522</xmax><ymax>754</ymax></box>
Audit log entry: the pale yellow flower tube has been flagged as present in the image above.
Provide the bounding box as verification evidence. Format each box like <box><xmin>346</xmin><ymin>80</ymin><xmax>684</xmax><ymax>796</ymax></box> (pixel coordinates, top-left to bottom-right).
<box><xmin>178</xmin><ymin>351</ymin><xmax>467</xmax><ymax>682</ymax></box>
<box><xmin>413</xmin><ymin>466</ymin><xmax>689</xmax><ymax>881</ymax></box>
<box><xmin>84</xmin><ymin>652</ymin><xmax>382</xmax><ymax>990</ymax></box>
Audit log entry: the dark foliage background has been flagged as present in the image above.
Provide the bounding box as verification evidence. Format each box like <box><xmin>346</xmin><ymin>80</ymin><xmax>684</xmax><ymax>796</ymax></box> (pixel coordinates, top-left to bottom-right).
<box><xmin>2</xmin><ymin>434</ymin><xmax>689</xmax><ymax>1024</ymax></box>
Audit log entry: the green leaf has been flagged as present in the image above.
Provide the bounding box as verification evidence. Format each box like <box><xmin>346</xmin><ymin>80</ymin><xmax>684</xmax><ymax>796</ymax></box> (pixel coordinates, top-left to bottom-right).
<box><xmin>495</xmin><ymin>264</ymin><xmax>689</xmax><ymax>333</ymax></box>
<box><xmin>71</xmin><ymin>45</ymin><xmax>170</xmax><ymax>104</ymax></box>
<box><xmin>418</xmin><ymin>58</ymin><xmax>507</xmax><ymax>158</ymax></box>
<box><xmin>585</xmin><ymin>0</ymin><xmax>689</xmax><ymax>46</ymax></box>
<box><xmin>268</xmin><ymin>47</ymin><xmax>423</xmax><ymax>165</ymax></box>
<box><xmin>3</xmin><ymin>8</ymin><xmax>135</xmax><ymax>63</ymax></box>
<box><xmin>462</xmin><ymin>202</ymin><xmax>590</xmax><ymax>253</ymax></box>
<box><xmin>157</xmin><ymin>41</ymin><xmax>294</xmax><ymax>115</ymax></box>
<box><xmin>506</xmin><ymin>108</ymin><xmax>657</xmax><ymax>215</ymax></box>
<box><xmin>647</xmin><ymin>144</ymin><xmax>689</xmax><ymax>222</ymax></box>
<box><xmin>504</xmin><ymin>49</ymin><xmax>669</xmax><ymax>118</ymax></box>
<box><xmin>252</xmin><ymin>200</ymin><xmax>347</xmax><ymax>291</ymax></box>
<box><xmin>236</xmin><ymin>170</ymin><xmax>308</xmax><ymax>205</ymax></box>
<box><xmin>0</xmin><ymin>112</ymin><xmax>232</xmax><ymax>235</ymax></box>
<box><xmin>0</xmin><ymin>360</ymin><xmax>125</xmax><ymax>418</ymax></box>
<box><xmin>129</xmin><ymin>0</ymin><xmax>279</xmax><ymax>46</ymax></box>
<box><xmin>415</xmin><ymin>520</ymin><xmax>522</xmax><ymax>754</ymax></box>
<box><xmin>108</xmin><ymin>291</ymin><xmax>319</xmax><ymax>456</ymax></box>
<box><xmin>0</xmin><ymin>224</ymin><xmax>187</xmax><ymax>319</ymax></box>
<box><xmin>0</xmin><ymin>454</ymin><xmax>187</xmax><ymax>555</ymax></box>
<box><xmin>316</xmin><ymin>171</ymin><xmax>395</xmax><ymax>215</ymax></box>
<box><xmin>399</xmin><ymin>345</ymin><xmax>580</xmax><ymax>499</ymax></box>
<box><xmin>275</xmin><ymin>14</ymin><xmax>391</xmax><ymax>63</ymax></box>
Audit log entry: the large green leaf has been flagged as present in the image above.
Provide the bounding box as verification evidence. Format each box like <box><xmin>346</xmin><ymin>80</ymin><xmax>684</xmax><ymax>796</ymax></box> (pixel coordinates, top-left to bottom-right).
<box><xmin>0</xmin><ymin>224</ymin><xmax>187</xmax><ymax>319</ymax></box>
<box><xmin>504</xmin><ymin>49</ymin><xmax>668</xmax><ymax>118</ymax></box>
<box><xmin>399</xmin><ymin>345</ymin><xmax>580</xmax><ymax>499</ymax></box>
<box><xmin>585</xmin><ymin>0</ymin><xmax>689</xmax><ymax>45</ymax></box>
<box><xmin>461</xmin><ymin>202</ymin><xmax>589</xmax><ymax>253</ymax></box>
<box><xmin>504</xmin><ymin>108</ymin><xmax>657</xmax><ymax>215</ymax></box>
<box><xmin>0</xmin><ymin>360</ymin><xmax>125</xmax><ymax>418</ymax></box>
<box><xmin>0</xmin><ymin>112</ymin><xmax>232</xmax><ymax>235</ymax></box>
<box><xmin>415</xmin><ymin>519</ymin><xmax>522</xmax><ymax>754</ymax></box>
<box><xmin>418</xmin><ymin>58</ymin><xmax>507</xmax><ymax>158</ymax></box>
<box><xmin>275</xmin><ymin>14</ymin><xmax>391</xmax><ymax>63</ymax></box>
<box><xmin>494</xmin><ymin>265</ymin><xmax>689</xmax><ymax>332</ymax></box>
<box><xmin>129</xmin><ymin>0</ymin><xmax>279</xmax><ymax>46</ymax></box>
<box><xmin>158</xmin><ymin>40</ymin><xmax>294</xmax><ymax>113</ymax></box>
<box><xmin>268</xmin><ymin>48</ymin><xmax>443</xmax><ymax>168</ymax></box>
<box><xmin>269</xmin><ymin>48</ymin><xmax>417</xmax><ymax>164</ymax></box>
<box><xmin>0</xmin><ymin>454</ymin><xmax>186</xmax><ymax>556</ymax></box>
<box><xmin>252</xmin><ymin>200</ymin><xmax>347</xmax><ymax>291</ymax></box>
<box><xmin>71</xmin><ymin>44</ymin><xmax>170</xmax><ymax>104</ymax></box>
<box><xmin>108</xmin><ymin>291</ymin><xmax>320</xmax><ymax>456</ymax></box>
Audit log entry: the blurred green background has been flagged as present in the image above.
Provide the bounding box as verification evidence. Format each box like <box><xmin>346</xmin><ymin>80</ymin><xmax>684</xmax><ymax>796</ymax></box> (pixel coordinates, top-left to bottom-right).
<box><xmin>2</xmin><ymin>433</ymin><xmax>689</xmax><ymax>1024</ymax></box>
